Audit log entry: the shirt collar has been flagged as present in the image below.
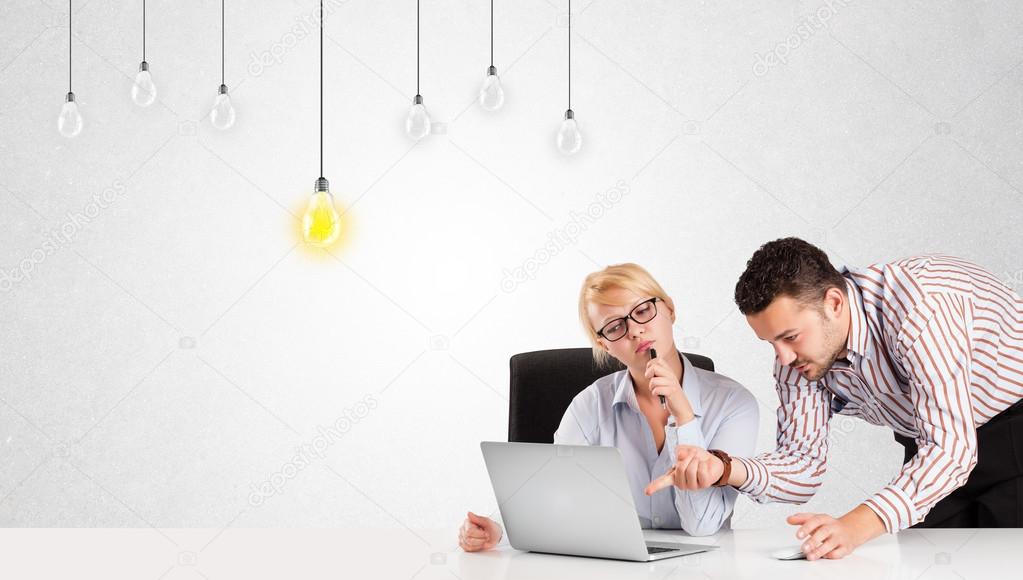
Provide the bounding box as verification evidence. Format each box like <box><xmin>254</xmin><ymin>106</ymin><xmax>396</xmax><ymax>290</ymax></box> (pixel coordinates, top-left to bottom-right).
<box><xmin>611</xmin><ymin>351</ymin><xmax>704</xmax><ymax>418</ymax></box>
<box><xmin>841</xmin><ymin>273</ymin><xmax>871</xmax><ymax>360</ymax></box>
<box><xmin>611</xmin><ymin>372</ymin><xmax>639</xmax><ymax>412</ymax></box>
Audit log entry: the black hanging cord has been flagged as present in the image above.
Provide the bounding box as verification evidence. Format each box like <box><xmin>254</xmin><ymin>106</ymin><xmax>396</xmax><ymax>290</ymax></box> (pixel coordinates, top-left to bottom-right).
<box><xmin>490</xmin><ymin>0</ymin><xmax>493</xmax><ymax>67</ymax></box>
<box><xmin>142</xmin><ymin>0</ymin><xmax>146</xmax><ymax>62</ymax></box>
<box><xmin>221</xmin><ymin>0</ymin><xmax>225</xmax><ymax>85</ymax></box>
<box><xmin>68</xmin><ymin>0</ymin><xmax>72</xmax><ymax>92</ymax></box>
<box><xmin>416</xmin><ymin>0</ymin><xmax>420</xmax><ymax>95</ymax></box>
<box><xmin>319</xmin><ymin>0</ymin><xmax>324</xmax><ymax>178</ymax></box>
<box><xmin>567</xmin><ymin>0</ymin><xmax>571</xmax><ymax>109</ymax></box>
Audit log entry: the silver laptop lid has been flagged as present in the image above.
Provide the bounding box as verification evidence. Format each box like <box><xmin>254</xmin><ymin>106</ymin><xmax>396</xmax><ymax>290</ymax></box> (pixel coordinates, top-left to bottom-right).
<box><xmin>480</xmin><ymin>441</ymin><xmax>650</xmax><ymax>561</ymax></box>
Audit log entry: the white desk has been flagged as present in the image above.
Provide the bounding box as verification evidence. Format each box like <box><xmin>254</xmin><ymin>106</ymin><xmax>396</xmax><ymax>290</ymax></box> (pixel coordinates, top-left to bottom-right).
<box><xmin>0</xmin><ymin>527</ymin><xmax>1014</xmax><ymax>578</ymax></box>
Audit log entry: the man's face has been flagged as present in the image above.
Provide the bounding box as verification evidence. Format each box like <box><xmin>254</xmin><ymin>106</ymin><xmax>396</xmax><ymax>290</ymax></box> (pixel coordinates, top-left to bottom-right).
<box><xmin>746</xmin><ymin>294</ymin><xmax>847</xmax><ymax>381</ymax></box>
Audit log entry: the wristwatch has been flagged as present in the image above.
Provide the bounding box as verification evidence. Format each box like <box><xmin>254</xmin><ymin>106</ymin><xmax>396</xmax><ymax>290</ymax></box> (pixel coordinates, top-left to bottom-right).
<box><xmin>708</xmin><ymin>449</ymin><xmax>732</xmax><ymax>487</ymax></box>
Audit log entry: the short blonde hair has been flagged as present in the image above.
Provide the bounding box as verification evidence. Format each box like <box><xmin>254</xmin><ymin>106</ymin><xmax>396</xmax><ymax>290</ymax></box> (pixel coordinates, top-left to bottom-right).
<box><xmin>578</xmin><ymin>263</ymin><xmax>675</xmax><ymax>369</ymax></box>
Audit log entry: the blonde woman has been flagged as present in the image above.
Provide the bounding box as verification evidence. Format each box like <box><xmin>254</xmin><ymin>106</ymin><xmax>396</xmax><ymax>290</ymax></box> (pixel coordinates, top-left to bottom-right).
<box><xmin>459</xmin><ymin>264</ymin><xmax>760</xmax><ymax>551</ymax></box>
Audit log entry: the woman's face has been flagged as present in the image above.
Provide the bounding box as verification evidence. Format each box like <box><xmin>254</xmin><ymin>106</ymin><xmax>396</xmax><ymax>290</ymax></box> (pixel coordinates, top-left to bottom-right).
<box><xmin>587</xmin><ymin>287</ymin><xmax>676</xmax><ymax>369</ymax></box>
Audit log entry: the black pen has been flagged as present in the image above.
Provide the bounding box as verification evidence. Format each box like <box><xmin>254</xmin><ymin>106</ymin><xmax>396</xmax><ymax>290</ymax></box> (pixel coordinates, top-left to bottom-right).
<box><xmin>649</xmin><ymin>347</ymin><xmax>666</xmax><ymax>410</ymax></box>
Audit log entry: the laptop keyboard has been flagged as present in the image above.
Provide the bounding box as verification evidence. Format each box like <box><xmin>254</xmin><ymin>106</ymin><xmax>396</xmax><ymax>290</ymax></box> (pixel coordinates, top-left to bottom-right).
<box><xmin>646</xmin><ymin>546</ymin><xmax>675</xmax><ymax>554</ymax></box>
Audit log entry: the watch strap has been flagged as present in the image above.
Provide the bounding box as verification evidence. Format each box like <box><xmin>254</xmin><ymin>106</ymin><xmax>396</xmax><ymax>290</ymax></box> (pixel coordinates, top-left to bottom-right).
<box><xmin>708</xmin><ymin>449</ymin><xmax>732</xmax><ymax>487</ymax></box>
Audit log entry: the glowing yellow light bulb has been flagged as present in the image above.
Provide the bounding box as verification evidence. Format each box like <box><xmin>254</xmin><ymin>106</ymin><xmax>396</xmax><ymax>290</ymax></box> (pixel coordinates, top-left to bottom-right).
<box><xmin>303</xmin><ymin>177</ymin><xmax>342</xmax><ymax>247</ymax></box>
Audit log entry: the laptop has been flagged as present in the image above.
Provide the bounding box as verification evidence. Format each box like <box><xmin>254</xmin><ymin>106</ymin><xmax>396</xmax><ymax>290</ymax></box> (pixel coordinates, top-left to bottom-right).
<box><xmin>480</xmin><ymin>441</ymin><xmax>719</xmax><ymax>562</ymax></box>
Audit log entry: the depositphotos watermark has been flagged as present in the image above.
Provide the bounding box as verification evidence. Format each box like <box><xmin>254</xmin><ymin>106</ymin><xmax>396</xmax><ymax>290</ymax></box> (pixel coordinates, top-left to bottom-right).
<box><xmin>246</xmin><ymin>0</ymin><xmax>350</xmax><ymax>78</ymax></box>
<box><xmin>1002</xmin><ymin>270</ymin><xmax>1023</xmax><ymax>292</ymax></box>
<box><xmin>247</xmin><ymin>394</ymin><xmax>378</xmax><ymax>507</ymax></box>
<box><xmin>500</xmin><ymin>179</ymin><xmax>631</xmax><ymax>293</ymax></box>
<box><xmin>827</xmin><ymin>414</ymin><xmax>859</xmax><ymax>447</ymax></box>
<box><xmin>1</xmin><ymin>179</ymin><xmax>127</xmax><ymax>293</ymax></box>
<box><xmin>752</xmin><ymin>0</ymin><xmax>854</xmax><ymax>77</ymax></box>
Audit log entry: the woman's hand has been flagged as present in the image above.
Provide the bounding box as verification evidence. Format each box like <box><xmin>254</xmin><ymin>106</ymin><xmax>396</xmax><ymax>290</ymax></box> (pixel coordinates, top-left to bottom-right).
<box><xmin>458</xmin><ymin>511</ymin><xmax>502</xmax><ymax>552</ymax></box>
<box><xmin>644</xmin><ymin>356</ymin><xmax>694</xmax><ymax>424</ymax></box>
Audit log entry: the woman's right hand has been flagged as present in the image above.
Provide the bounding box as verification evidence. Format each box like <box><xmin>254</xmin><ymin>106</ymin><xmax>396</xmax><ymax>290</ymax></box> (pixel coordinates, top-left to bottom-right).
<box><xmin>458</xmin><ymin>511</ymin><xmax>502</xmax><ymax>552</ymax></box>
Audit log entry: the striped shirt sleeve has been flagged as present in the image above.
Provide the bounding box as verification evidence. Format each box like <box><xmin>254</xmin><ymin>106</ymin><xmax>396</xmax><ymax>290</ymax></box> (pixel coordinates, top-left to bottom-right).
<box><xmin>734</xmin><ymin>359</ymin><xmax>832</xmax><ymax>504</ymax></box>
<box><xmin>863</xmin><ymin>292</ymin><xmax>979</xmax><ymax>532</ymax></box>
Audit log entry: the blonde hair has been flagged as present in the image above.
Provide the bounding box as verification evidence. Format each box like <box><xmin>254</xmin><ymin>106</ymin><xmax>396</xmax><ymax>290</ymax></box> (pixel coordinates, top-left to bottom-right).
<box><xmin>578</xmin><ymin>263</ymin><xmax>676</xmax><ymax>369</ymax></box>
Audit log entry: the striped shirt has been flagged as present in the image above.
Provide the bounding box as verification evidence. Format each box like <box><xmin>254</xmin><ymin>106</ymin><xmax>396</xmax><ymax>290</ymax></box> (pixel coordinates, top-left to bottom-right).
<box><xmin>734</xmin><ymin>255</ymin><xmax>1023</xmax><ymax>533</ymax></box>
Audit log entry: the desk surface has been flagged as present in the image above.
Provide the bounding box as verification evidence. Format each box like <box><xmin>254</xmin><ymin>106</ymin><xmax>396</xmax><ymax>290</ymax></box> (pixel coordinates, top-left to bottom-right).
<box><xmin>0</xmin><ymin>527</ymin><xmax>1014</xmax><ymax>578</ymax></box>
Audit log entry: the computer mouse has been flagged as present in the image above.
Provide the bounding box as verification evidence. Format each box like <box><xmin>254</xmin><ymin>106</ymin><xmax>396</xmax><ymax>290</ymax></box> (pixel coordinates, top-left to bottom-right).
<box><xmin>770</xmin><ymin>547</ymin><xmax>807</xmax><ymax>560</ymax></box>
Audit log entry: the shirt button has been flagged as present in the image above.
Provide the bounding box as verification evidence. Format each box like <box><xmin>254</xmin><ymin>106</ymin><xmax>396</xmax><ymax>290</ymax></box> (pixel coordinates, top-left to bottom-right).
<box><xmin>653</xmin><ymin>516</ymin><xmax>662</xmax><ymax>527</ymax></box>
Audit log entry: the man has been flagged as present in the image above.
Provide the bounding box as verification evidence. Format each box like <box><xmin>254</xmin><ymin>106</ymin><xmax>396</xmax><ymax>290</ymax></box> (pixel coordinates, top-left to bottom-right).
<box><xmin>644</xmin><ymin>237</ymin><xmax>1023</xmax><ymax>560</ymax></box>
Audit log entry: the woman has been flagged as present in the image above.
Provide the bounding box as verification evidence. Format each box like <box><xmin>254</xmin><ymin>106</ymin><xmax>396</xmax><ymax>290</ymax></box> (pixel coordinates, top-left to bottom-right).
<box><xmin>458</xmin><ymin>263</ymin><xmax>759</xmax><ymax>551</ymax></box>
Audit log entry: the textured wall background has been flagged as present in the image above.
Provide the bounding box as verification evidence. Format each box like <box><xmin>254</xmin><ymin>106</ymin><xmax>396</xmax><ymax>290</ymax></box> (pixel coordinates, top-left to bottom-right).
<box><xmin>2</xmin><ymin>0</ymin><xmax>1022</xmax><ymax>538</ymax></box>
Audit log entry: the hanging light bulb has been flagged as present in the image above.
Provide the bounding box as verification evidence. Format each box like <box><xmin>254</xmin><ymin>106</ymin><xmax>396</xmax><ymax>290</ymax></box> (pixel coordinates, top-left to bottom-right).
<box><xmin>303</xmin><ymin>177</ymin><xmax>342</xmax><ymax>247</ymax></box>
<box><xmin>58</xmin><ymin>92</ymin><xmax>83</xmax><ymax>138</ymax></box>
<box><xmin>479</xmin><ymin>66</ymin><xmax>504</xmax><ymax>111</ymax></box>
<box><xmin>209</xmin><ymin>0</ymin><xmax>237</xmax><ymax>130</ymax></box>
<box><xmin>557</xmin><ymin>109</ymin><xmax>582</xmax><ymax>155</ymax></box>
<box><xmin>405</xmin><ymin>0</ymin><xmax>431</xmax><ymax>140</ymax></box>
<box><xmin>210</xmin><ymin>84</ymin><xmax>236</xmax><ymax>130</ymax></box>
<box><xmin>130</xmin><ymin>1</ymin><xmax>156</xmax><ymax>107</ymax></box>
<box><xmin>406</xmin><ymin>94</ymin><xmax>431</xmax><ymax>140</ymax></box>
<box><xmin>59</xmin><ymin>1</ymin><xmax>82</xmax><ymax>138</ymax></box>
<box><xmin>301</xmin><ymin>0</ymin><xmax>343</xmax><ymax>248</ymax></box>
<box><xmin>478</xmin><ymin>1</ymin><xmax>505</xmax><ymax>111</ymax></box>
<box><xmin>555</xmin><ymin>0</ymin><xmax>581</xmax><ymax>155</ymax></box>
<box><xmin>131</xmin><ymin>61</ymin><xmax>157</xmax><ymax>106</ymax></box>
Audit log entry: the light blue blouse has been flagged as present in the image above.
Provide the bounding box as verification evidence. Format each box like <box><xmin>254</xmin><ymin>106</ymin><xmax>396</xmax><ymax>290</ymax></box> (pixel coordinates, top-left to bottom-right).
<box><xmin>553</xmin><ymin>353</ymin><xmax>759</xmax><ymax>536</ymax></box>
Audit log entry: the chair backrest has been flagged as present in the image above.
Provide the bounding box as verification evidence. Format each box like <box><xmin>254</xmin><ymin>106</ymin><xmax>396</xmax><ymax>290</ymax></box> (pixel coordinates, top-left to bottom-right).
<box><xmin>508</xmin><ymin>347</ymin><xmax>715</xmax><ymax>443</ymax></box>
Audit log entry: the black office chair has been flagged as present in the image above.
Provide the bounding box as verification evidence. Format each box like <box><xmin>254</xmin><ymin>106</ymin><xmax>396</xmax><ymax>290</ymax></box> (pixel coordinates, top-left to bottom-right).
<box><xmin>508</xmin><ymin>347</ymin><xmax>715</xmax><ymax>443</ymax></box>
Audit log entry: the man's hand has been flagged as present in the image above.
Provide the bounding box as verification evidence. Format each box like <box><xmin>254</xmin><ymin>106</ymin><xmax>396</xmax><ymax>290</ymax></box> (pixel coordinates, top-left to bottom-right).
<box><xmin>644</xmin><ymin>444</ymin><xmax>724</xmax><ymax>494</ymax></box>
<box><xmin>788</xmin><ymin>505</ymin><xmax>886</xmax><ymax>560</ymax></box>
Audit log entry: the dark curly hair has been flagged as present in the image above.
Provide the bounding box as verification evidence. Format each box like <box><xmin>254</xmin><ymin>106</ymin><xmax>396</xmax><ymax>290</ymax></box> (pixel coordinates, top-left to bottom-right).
<box><xmin>734</xmin><ymin>237</ymin><xmax>846</xmax><ymax>315</ymax></box>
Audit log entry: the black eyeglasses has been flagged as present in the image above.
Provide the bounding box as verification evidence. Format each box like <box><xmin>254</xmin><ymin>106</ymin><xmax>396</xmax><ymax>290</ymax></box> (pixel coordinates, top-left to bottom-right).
<box><xmin>596</xmin><ymin>298</ymin><xmax>660</xmax><ymax>342</ymax></box>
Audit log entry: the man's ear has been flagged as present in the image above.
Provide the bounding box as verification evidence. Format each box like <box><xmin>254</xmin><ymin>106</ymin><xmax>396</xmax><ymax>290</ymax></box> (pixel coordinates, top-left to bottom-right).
<box><xmin>823</xmin><ymin>286</ymin><xmax>845</xmax><ymax>318</ymax></box>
